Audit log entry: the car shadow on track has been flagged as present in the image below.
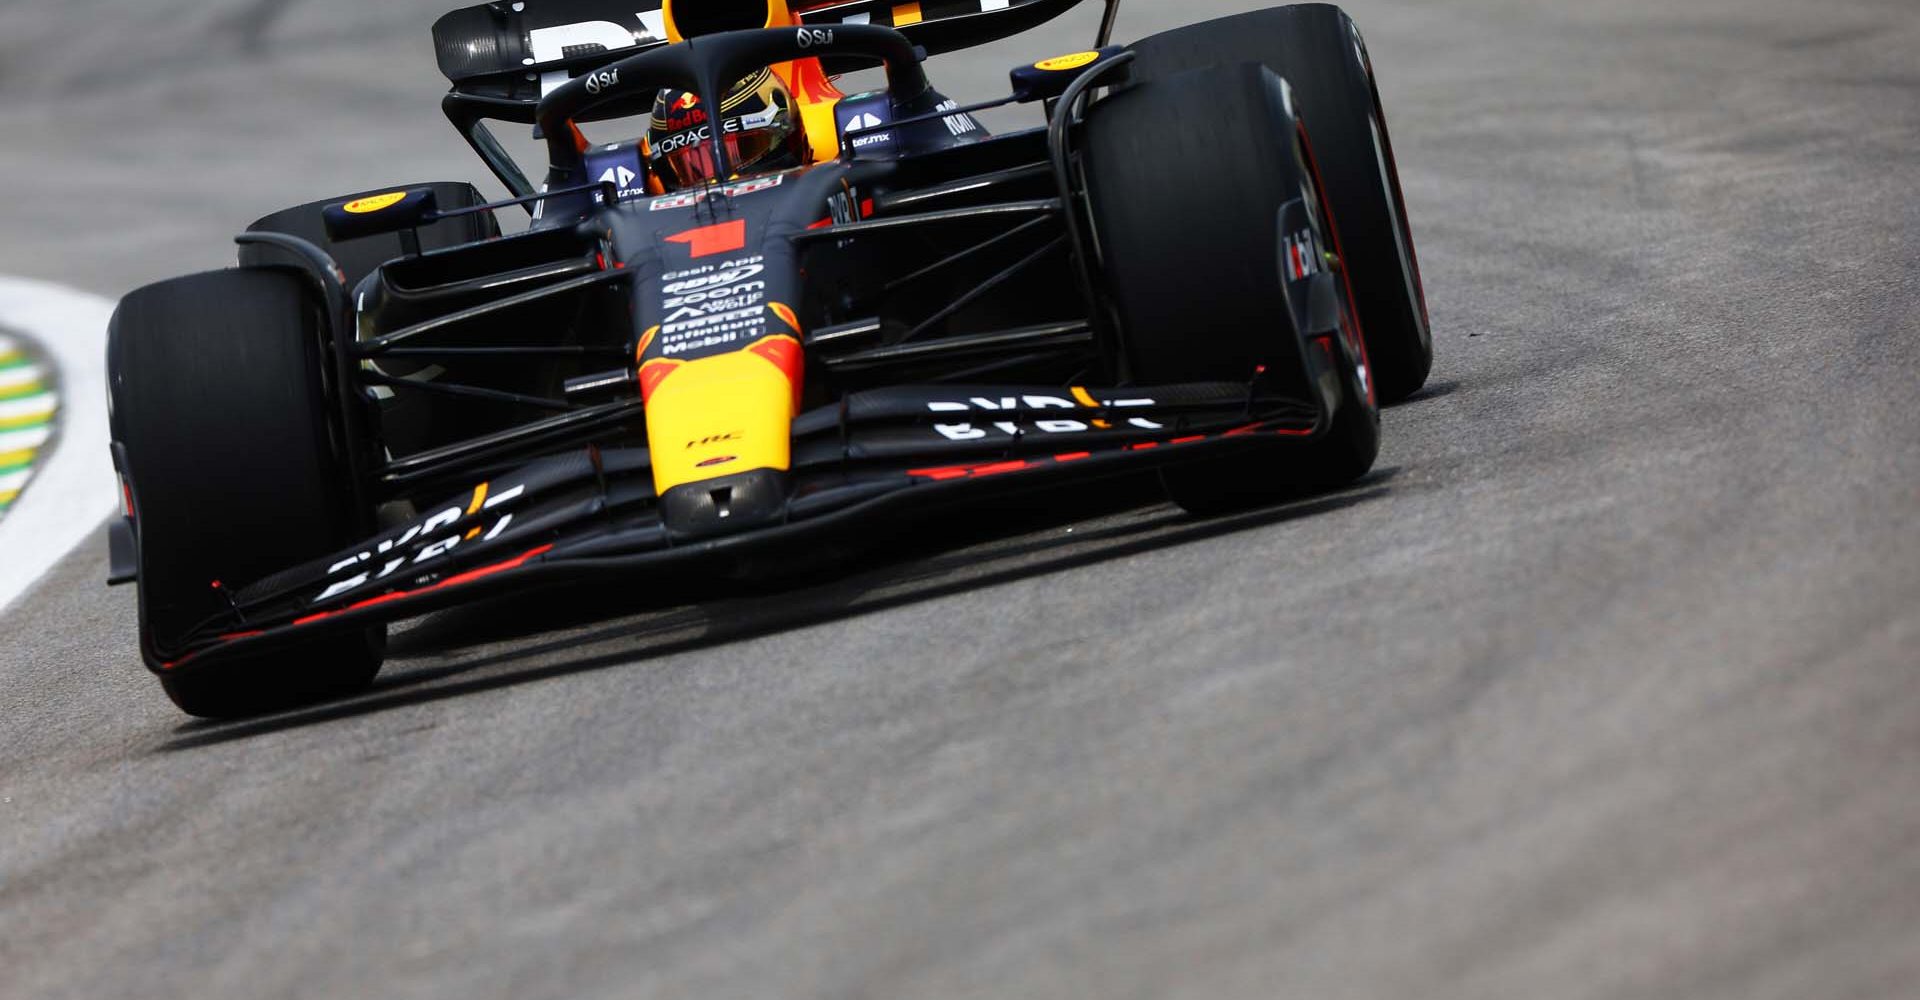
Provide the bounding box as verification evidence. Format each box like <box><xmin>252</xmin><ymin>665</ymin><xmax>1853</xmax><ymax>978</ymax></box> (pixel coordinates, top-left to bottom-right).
<box><xmin>156</xmin><ymin>470</ymin><xmax>1400</xmax><ymax>752</ymax></box>
<box><xmin>1386</xmin><ymin>378</ymin><xmax>1459</xmax><ymax>407</ymax></box>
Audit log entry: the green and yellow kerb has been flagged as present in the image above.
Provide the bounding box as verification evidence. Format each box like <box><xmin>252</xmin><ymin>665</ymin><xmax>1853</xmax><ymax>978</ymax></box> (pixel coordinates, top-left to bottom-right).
<box><xmin>0</xmin><ymin>333</ymin><xmax>57</xmax><ymax>516</ymax></box>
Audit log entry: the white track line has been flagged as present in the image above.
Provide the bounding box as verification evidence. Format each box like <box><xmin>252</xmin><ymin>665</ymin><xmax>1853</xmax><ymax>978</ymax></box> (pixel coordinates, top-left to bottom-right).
<box><xmin>0</xmin><ymin>276</ymin><xmax>117</xmax><ymax>615</ymax></box>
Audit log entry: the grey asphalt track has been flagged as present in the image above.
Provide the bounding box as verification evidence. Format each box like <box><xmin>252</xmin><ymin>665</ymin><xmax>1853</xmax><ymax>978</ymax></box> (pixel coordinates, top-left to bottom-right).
<box><xmin>3</xmin><ymin>1</ymin><xmax>1919</xmax><ymax>997</ymax></box>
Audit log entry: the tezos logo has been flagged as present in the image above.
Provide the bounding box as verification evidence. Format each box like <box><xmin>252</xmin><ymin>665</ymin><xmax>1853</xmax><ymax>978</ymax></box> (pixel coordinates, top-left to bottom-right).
<box><xmin>584</xmin><ymin>68</ymin><xmax>620</xmax><ymax>95</ymax></box>
<box><xmin>796</xmin><ymin>27</ymin><xmax>834</xmax><ymax>48</ymax></box>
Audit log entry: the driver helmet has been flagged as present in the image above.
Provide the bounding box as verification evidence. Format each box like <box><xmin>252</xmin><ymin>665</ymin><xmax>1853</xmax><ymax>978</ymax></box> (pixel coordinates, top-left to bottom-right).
<box><xmin>648</xmin><ymin>69</ymin><xmax>805</xmax><ymax>191</ymax></box>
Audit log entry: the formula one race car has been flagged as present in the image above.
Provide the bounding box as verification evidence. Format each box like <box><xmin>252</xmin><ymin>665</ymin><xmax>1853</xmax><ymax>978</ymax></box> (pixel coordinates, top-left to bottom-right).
<box><xmin>107</xmin><ymin>0</ymin><xmax>1430</xmax><ymax>717</ymax></box>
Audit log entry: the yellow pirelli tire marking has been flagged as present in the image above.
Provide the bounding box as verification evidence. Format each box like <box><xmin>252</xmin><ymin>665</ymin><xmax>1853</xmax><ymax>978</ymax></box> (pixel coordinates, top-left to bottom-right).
<box><xmin>0</xmin><ymin>333</ymin><xmax>54</xmax><ymax>516</ymax></box>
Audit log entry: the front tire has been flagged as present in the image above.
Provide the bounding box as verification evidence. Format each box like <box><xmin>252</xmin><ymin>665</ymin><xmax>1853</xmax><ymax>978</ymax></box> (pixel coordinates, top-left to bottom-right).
<box><xmin>1131</xmin><ymin>4</ymin><xmax>1432</xmax><ymax>403</ymax></box>
<box><xmin>1083</xmin><ymin>63</ymin><xmax>1379</xmax><ymax>514</ymax></box>
<box><xmin>109</xmin><ymin>269</ymin><xmax>384</xmax><ymax>718</ymax></box>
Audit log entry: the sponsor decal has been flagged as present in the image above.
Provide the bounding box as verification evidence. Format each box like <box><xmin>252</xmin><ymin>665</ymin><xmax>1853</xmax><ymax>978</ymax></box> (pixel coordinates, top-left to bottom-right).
<box><xmin>828</xmin><ymin>185</ymin><xmax>862</xmax><ymax>225</ymax></box>
<box><xmin>585</xmin><ymin>141</ymin><xmax>648</xmax><ymax>202</ymax></box>
<box><xmin>343</xmin><ymin>192</ymin><xmax>407</xmax><ymax>214</ymax></box>
<box><xmin>653</xmin><ymin>254</ymin><xmax>773</xmax><ymax>357</ymax></box>
<box><xmin>845</xmin><ymin>111</ymin><xmax>893</xmax><ymax>149</ymax></box>
<box><xmin>654</xmin><ymin>128</ymin><xmax>708</xmax><ymax>157</ymax></box>
<box><xmin>597</xmin><ymin>164</ymin><xmax>641</xmax><ymax>200</ymax></box>
<box><xmin>838</xmin><ymin>100</ymin><xmax>895</xmax><ymax>153</ymax></box>
<box><xmin>696</xmin><ymin>455</ymin><xmax>739</xmax><ymax>469</ymax></box>
<box><xmin>933</xmin><ymin>99</ymin><xmax>981</xmax><ymax>138</ymax></box>
<box><xmin>659</xmin><ymin>304</ymin><xmax>766</xmax><ymax>351</ymax></box>
<box><xmin>1035</xmin><ymin>52</ymin><xmax>1101</xmax><ymax>72</ymax></box>
<box><xmin>660</xmin><ymin>330</ymin><xmax>746</xmax><ymax>356</ymax></box>
<box><xmin>662</xmin><ymin>261</ymin><xmax>766</xmax><ymax>295</ymax></box>
<box><xmin>652</xmin><ymin>103</ymin><xmax>781</xmax><ymax>158</ymax></box>
<box><xmin>923</xmin><ymin>393</ymin><xmax>1164</xmax><ymax>442</ymax></box>
<box><xmin>648</xmin><ymin>174</ymin><xmax>783</xmax><ymax>211</ymax></box>
<box><xmin>1284</xmin><ymin>228</ymin><xmax>1324</xmax><ymax>281</ymax></box>
<box><xmin>929</xmin><ymin>419</ymin><xmax>1169</xmax><ymax>442</ymax></box>
<box><xmin>662</xmin><ymin>106</ymin><xmax>710</xmax><ymax>132</ymax></box>
<box><xmin>661</xmin><ymin>256</ymin><xmax>763</xmax><ymax>282</ymax></box>
<box><xmin>313</xmin><ymin>482</ymin><xmax>526</xmax><ymax>604</ymax></box>
<box><xmin>925</xmin><ymin>393</ymin><xmax>1158</xmax><ymax>413</ymax></box>
<box><xmin>796</xmin><ymin>27</ymin><xmax>835</xmax><ymax>48</ymax></box>
<box><xmin>662</xmin><ymin>301</ymin><xmax>765</xmax><ymax>332</ymax></box>
<box><xmin>664</xmin><ymin>286</ymin><xmax>767</xmax><ymax>323</ymax></box>
<box><xmin>583</xmin><ymin>67</ymin><xmax>620</xmax><ymax>96</ymax></box>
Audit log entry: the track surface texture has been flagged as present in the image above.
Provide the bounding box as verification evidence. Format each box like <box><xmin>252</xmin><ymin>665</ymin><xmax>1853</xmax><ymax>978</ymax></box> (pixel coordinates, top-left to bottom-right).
<box><xmin>3</xmin><ymin>1</ymin><xmax>1918</xmax><ymax>998</ymax></box>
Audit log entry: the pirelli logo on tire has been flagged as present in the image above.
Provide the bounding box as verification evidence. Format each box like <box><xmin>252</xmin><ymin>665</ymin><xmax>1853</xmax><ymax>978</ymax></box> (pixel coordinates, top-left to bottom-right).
<box><xmin>0</xmin><ymin>332</ymin><xmax>56</xmax><ymax>518</ymax></box>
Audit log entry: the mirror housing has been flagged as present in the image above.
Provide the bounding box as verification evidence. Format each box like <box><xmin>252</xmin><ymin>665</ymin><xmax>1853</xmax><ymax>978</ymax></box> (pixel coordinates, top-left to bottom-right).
<box><xmin>322</xmin><ymin>188</ymin><xmax>441</xmax><ymax>243</ymax></box>
<box><xmin>1010</xmin><ymin>45</ymin><xmax>1129</xmax><ymax>103</ymax></box>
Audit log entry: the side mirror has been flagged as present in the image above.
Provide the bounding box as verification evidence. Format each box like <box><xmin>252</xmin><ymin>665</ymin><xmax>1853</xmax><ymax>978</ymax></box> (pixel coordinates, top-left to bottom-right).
<box><xmin>322</xmin><ymin>188</ymin><xmax>440</xmax><ymax>243</ymax></box>
<box><xmin>1009</xmin><ymin>46</ymin><xmax>1130</xmax><ymax>104</ymax></box>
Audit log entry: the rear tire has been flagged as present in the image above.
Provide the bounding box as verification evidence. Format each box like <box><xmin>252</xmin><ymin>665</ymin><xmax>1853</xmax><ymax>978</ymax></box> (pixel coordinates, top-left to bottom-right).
<box><xmin>1083</xmin><ymin>63</ymin><xmax>1379</xmax><ymax>515</ymax></box>
<box><xmin>239</xmin><ymin>181</ymin><xmax>500</xmax><ymax>291</ymax></box>
<box><xmin>109</xmin><ymin>269</ymin><xmax>384</xmax><ymax>718</ymax></box>
<box><xmin>1132</xmin><ymin>4</ymin><xmax>1432</xmax><ymax>403</ymax></box>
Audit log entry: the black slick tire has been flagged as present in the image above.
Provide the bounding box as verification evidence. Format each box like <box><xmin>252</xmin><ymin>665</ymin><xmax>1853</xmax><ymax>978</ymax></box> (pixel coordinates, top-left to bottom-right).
<box><xmin>109</xmin><ymin>269</ymin><xmax>384</xmax><ymax>718</ymax></box>
<box><xmin>1131</xmin><ymin>4</ymin><xmax>1432</xmax><ymax>403</ymax></box>
<box><xmin>1082</xmin><ymin>62</ymin><xmax>1379</xmax><ymax>514</ymax></box>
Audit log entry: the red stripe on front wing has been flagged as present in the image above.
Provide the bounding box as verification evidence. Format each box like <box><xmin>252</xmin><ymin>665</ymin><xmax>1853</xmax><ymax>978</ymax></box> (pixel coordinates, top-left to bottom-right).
<box><xmin>182</xmin><ymin>544</ymin><xmax>562</xmax><ymax>662</ymax></box>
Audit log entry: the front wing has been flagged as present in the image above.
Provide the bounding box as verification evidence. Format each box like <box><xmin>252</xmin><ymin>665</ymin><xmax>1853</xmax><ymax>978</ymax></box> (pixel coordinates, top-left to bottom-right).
<box><xmin>152</xmin><ymin>377</ymin><xmax>1334</xmax><ymax>674</ymax></box>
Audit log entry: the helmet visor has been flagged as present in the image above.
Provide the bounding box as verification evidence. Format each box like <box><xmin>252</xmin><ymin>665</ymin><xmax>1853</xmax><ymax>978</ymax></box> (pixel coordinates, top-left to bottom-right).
<box><xmin>661</xmin><ymin>130</ymin><xmax>788</xmax><ymax>189</ymax></box>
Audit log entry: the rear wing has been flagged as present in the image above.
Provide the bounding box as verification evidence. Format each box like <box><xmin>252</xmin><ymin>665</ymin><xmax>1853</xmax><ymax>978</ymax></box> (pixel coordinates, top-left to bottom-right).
<box><xmin>434</xmin><ymin>0</ymin><xmax>1094</xmax><ymax>121</ymax></box>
